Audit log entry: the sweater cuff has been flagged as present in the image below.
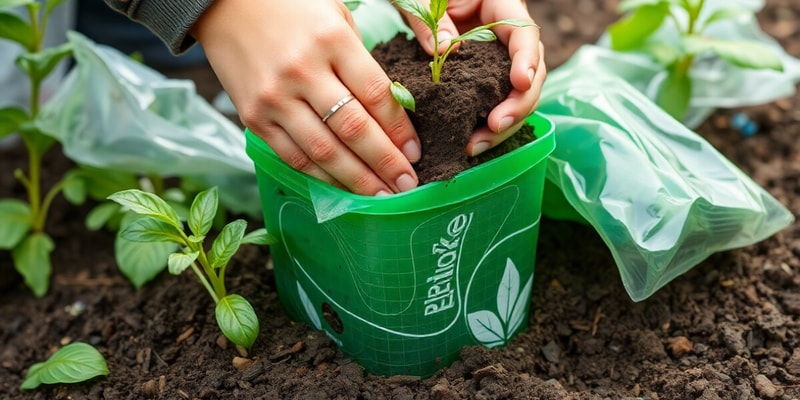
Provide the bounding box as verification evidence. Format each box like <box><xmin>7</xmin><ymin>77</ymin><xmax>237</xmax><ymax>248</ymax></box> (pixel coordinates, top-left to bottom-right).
<box><xmin>123</xmin><ymin>0</ymin><xmax>215</xmax><ymax>54</ymax></box>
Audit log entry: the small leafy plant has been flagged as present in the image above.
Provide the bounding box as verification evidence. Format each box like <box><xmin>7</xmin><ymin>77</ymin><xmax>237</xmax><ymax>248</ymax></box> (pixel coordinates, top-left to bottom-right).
<box><xmin>393</xmin><ymin>0</ymin><xmax>535</xmax><ymax>83</ymax></box>
<box><xmin>107</xmin><ymin>186</ymin><xmax>276</xmax><ymax>350</ymax></box>
<box><xmin>20</xmin><ymin>342</ymin><xmax>109</xmax><ymax>390</ymax></box>
<box><xmin>0</xmin><ymin>0</ymin><xmax>74</xmax><ymax>297</ymax></box>
<box><xmin>608</xmin><ymin>0</ymin><xmax>784</xmax><ymax>119</ymax></box>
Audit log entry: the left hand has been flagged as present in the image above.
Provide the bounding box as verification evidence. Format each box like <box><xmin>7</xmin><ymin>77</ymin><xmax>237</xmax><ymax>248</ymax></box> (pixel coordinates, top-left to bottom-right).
<box><xmin>398</xmin><ymin>0</ymin><xmax>546</xmax><ymax>156</ymax></box>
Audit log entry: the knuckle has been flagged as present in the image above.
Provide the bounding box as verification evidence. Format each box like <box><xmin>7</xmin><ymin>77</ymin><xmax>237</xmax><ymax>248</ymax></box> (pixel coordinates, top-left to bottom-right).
<box><xmin>358</xmin><ymin>75</ymin><xmax>392</xmax><ymax>108</ymax></box>
<box><xmin>305</xmin><ymin>135</ymin><xmax>339</xmax><ymax>164</ymax></box>
<box><xmin>334</xmin><ymin>110</ymin><xmax>371</xmax><ymax>143</ymax></box>
<box><xmin>348</xmin><ymin>172</ymin><xmax>380</xmax><ymax>195</ymax></box>
<box><xmin>283</xmin><ymin>150</ymin><xmax>315</xmax><ymax>173</ymax></box>
<box><xmin>372</xmin><ymin>150</ymin><xmax>401</xmax><ymax>174</ymax></box>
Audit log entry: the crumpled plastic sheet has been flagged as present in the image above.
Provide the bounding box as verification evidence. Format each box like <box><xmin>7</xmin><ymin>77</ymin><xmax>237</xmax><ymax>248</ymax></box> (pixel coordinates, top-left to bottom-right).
<box><xmin>36</xmin><ymin>32</ymin><xmax>261</xmax><ymax>217</ymax></box>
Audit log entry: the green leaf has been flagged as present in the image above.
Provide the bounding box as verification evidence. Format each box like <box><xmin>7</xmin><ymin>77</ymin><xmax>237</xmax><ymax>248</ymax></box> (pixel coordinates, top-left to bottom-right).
<box><xmin>85</xmin><ymin>202</ymin><xmax>121</xmax><ymax>231</ymax></box>
<box><xmin>60</xmin><ymin>170</ymin><xmax>87</xmax><ymax>205</ymax></box>
<box><xmin>118</xmin><ymin>215</ymin><xmax>185</xmax><ymax>245</ymax></box>
<box><xmin>390</xmin><ymin>81</ymin><xmax>416</xmax><ymax>112</ymax></box>
<box><xmin>11</xmin><ymin>232</ymin><xmax>54</xmax><ymax>298</ymax></box>
<box><xmin>429</xmin><ymin>0</ymin><xmax>446</xmax><ymax>22</ymax></box>
<box><xmin>168</xmin><ymin>251</ymin><xmax>198</xmax><ymax>275</ymax></box>
<box><xmin>17</xmin><ymin>123</ymin><xmax>55</xmax><ymax>155</ymax></box>
<box><xmin>392</xmin><ymin>0</ymin><xmax>435</xmax><ymax>31</ymax></box>
<box><xmin>15</xmin><ymin>42</ymin><xmax>73</xmax><ymax>83</ymax></box>
<box><xmin>116</xmin><ymin>234</ymin><xmax>174</xmax><ymax>288</ymax></box>
<box><xmin>70</xmin><ymin>166</ymin><xmax>140</xmax><ymax>201</ymax></box>
<box><xmin>455</xmin><ymin>28</ymin><xmax>496</xmax><ymax>43</ymax></box>
<box><xmin>0</xmin><ymin>106</ymin><xmax>28</xmax><ymax>139</ymax></box>
<box><xmin>20</xmin><ymin>342</ymin><xmax>108</xmax><ymax>390</ymax></box>
<box><xmin>215</xmin><ymin>294</ymin><xmax>259</xmax><ymax>349</ymax></box>
<box><xmin>656</xmin><ymin>66</ymin><xmax>692</xmax><ymax>120</ymax></box>
<box><xmin>682</xmin><ymin>36</ymin><xmax>784</xmax><ymax>71</ymax></box>
<box><xmin>0</xmin><ymin>199</ymin><xmax>32</xmax><ymax>249</ymax></box>
<box><xmin>241</xmin><ymin>228</ymin><xmax>277</xmax><ymax>246</ymax></box>
<box><xmin>701</xmin><ymin>6</ymin><xmax>750</xmax><ymax>28</ymax></box>
<box><xmin>642</xmin><ymin>41</ymin><xmax>682</xmax><ymax>66</ymax></box>
<box><xmin>609</xmin><ymin>3</ymin><xmax>671</xmax><ymax>51</ymax></box>
<box><xmin>188</xmin><ymin>187</ymin><xmax>218</xmax><ymax>238</ymax></box>
<box><xmin>342</xmin><ymin>0</ymin><xmax>360</xmax><ymax>11</ymax></box>
<box><xmin>107</xmin><ymin>189</ymin><xmax>182</xmax><ymax>229</ymax></box>
<box><xmin>208</xmin><ymin>219</ymin><xmax>246</xmax><ymax>269</ymax></box>
<box><xmin>0</xmin><ymin>11</ymin><xmax>33</xmax><ymax>51</ymax></box>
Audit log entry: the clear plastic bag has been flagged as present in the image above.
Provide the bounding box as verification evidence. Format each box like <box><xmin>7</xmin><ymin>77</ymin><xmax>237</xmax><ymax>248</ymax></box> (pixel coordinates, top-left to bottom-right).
<box><xmin>538</xmin><ymin>66</ymin><xmax>795</xmax><ymax>301</ymax></box>
<box><xmin>35</xmin><ymin>32</ymin><xmax>261</xmax><ymax>216</ymax></box>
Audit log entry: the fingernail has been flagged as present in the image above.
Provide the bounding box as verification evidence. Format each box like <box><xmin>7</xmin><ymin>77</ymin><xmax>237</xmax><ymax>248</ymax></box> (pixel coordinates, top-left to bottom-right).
<box><xmin>376</xmin><ymin>190</ymin><xmax>392</xmax><ymax>197</ymax></box>
<box><xmin>528</xmin><ymin>68</ymin><xmax>535</xmax><ymax>83</ymax></box>
<box><xmin>438</xmin><ymin>31</ymin><xmax>452</xmax><ymax>45</ymax></box>
<box><xmin>402</xmin><ymin>140</ymin><xmax>421</xmax><ymax>162</ymax></box>
<box><xmin>470</xmin><ymin>141</ymin><xmax>490</xmax><ymax>157</ymax></box>
<box><xmin>498</xmin><ymin>116</ymin><xmax>515</xmax><ymax>133</ymax></box>
<box><xmin>395</xmin><ymin>173</ymin><xmax>417</xmax><ymax>192</ymax></box>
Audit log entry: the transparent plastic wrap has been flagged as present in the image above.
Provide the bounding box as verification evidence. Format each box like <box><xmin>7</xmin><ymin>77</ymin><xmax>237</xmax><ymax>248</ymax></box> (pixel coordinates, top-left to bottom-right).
<box><xmin>592</xmin><ymin>0</ymin><xmax>800</xmax><ymax>128</ymax></box>
<box><xmin>538</xmin><ymin>66</ymin><xmax>795</xmax><ymax>302</ymax></box>
<box><xmin>35</xmin><ymin>32</ymin><xmax>261</xmax><ymax>216</ymax></box>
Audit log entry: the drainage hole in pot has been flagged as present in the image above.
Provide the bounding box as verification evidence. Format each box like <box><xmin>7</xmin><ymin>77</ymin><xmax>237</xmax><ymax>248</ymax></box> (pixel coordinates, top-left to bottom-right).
<box><xmin>322</xmin><ymin>303</ymin><xmax>344</xmax><ymax>333</ymax></box>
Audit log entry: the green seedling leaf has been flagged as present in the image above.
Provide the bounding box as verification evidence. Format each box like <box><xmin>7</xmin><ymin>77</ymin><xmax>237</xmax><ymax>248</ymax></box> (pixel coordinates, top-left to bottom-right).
<box><xmin>216</xmin><ymin>294</ymin><xmax>259</xmax><ymax>349</ymax></box>
<box><xmin>241</xmin><ymin>228</ymin><xmax>277</xmax><ymax>245</ymax></box>
<box><xmin>68</xmin><ymin>165</ymin><xmax>140</xmax><ymax>201</ymax></box>
<box><xmin>188</xmin><ymin>187</ymin><xmax>218</xmax><ymax>238</ymax></box>
<box><xmin>60</xmin><ymin>170</ymin><xmax>87</xmax><ymax>205</ymax></box>
<box><xmin>168</xmin><ymin>251</ymin><xmax>198</xmax><ymax>275</ymax></box>
<box><xmin>682</xmin><ymin>36</ymin><xmax>784</xmax><ymax>71</ymax></box>
<box><xmin>85</xmin><ymin>203</ymin><xmax>120</xmax><ymax>231</ymax></box>
<box><xmin>609</xmin><ymin>2</ymin><xmax>671</xmax><ymax>51</ymax></box>
<box><xmin>701</xmin><ymin>6</ymin><xmax>750</xmax><ymax>28</ymax></box>
<box><xmin>0</xmin><ymin>106</ymin><xmax>28</xmax><ymax>138</ymax></box>
<box><xmin>208</xmin><ymin>219</ymin><xmax>246</xmax><ymax>269</ymax></box>
<box><xmin>0</xmin><ymin>199</ymin><xmax>32</xmax><ymax>249</ymax></box>
<box><xmin>429</xmin><ymin>0</ymin><xmax>446</xmax><ymax>22</ymax></box>
<box><xmin>119</xmin><ymin>215</ymin><xmax>185</xmax><ymax>245</ymax></box>
<box><xmin>108</xmin><ymin>189</ymin><xmax>182</xmax><ymax>229</ymax></box>
<box><xmin>18</xmin><ymin>123</ymin><xmax>56</xmax><ymax>155</ymax></box>
<box><xmin>656</xmin><ymin>66</ymin><xmax>692</xmax><ymax>120</ymax></box>
<box><xmin>390</xmin><ymin>81</ymin><xmax>416</xmax><ymax>112</ymax></box>
<box><xmin>455</xmin><ymin>28</ymin><xmax>497</xmax><ymax>43</ymax></box>
<box><xmin>16</xmin><ymin>42</ymin><xmax>73</xmax><ymax>83</ymax></box>
<box><xmin>20</xmin><ymin>342</ymin><xmax>108</xmax><ymax>390</ymax></box>
<box><xmin>392</xmin><ymin>0</ymin><xmax>435</xmax><ymax>30</ymax></box>
<box><xmin>642</xmin><ymin>41</ymin><xmax>681</xmax><ymax>66</ymax></box>
<box><xmin>0</xmin><ymin>11</ymin><xmax>33</xmax><ymax>50</ymax></box>
<box><xmin>0</xmin><ymin>0</ymin><xmax>36</xmax><ymax>9</ymax></box>
<box><xmin>116</xmin><ymin>236</ymin><xmax>175</xmax><ymax>288</ymax></box>
<box><xmin>11</xmin><ymin>232</ymin><xmax>54</xmax><ymax>297</ymax></box>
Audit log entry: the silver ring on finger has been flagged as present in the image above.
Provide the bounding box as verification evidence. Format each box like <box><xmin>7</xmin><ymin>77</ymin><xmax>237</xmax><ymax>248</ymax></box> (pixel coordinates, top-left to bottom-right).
<box><xmin>321</xmin><ymin>94</ymin><xmax>355</xmax><ymax>123</ymax></box>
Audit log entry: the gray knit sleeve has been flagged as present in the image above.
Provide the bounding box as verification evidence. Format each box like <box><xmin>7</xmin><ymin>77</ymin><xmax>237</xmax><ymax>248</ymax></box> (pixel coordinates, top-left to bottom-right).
<box><xmin>103</xmin><ymin>0</ymin><xmax>214</xmax><ymax>54</ymax></box>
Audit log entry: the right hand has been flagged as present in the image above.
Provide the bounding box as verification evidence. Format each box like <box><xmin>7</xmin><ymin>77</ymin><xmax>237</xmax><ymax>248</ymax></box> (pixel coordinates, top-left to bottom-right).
<box><xmin>191</xmin><ymin>0</ymin><xmax>421</xmax><ymax>196</ymax></box>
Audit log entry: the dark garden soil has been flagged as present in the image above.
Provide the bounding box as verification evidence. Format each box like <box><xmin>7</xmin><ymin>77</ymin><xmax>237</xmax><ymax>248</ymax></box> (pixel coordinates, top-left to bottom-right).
<box><xmin>372</xmin><ymin>35</ymin><xmax>513</xmax><ymax>184</ymax></box>
<box><xmin>2</xmin><ymin>0</ymin><xmax>800</xmax><ymax>398</ymax></box>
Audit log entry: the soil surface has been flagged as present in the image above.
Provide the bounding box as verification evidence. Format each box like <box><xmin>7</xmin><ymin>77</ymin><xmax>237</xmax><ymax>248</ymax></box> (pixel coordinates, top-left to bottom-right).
<box><xmin>373</xmin><ymin>35</ymin><xmax>512</xmax><ymax>184</ymax></box>
<box><xmin>2</xmin><ymin>0</ymin><xmax>800</xmax><ymax>399</ymax></box>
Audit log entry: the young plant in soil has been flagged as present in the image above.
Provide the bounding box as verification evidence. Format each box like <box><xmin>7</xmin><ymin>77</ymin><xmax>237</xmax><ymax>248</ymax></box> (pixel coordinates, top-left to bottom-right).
<box><xmin>20</xmin><ymin>342</ymin><xmax>108</xmax><ymax>390</ymax></box>
<box><xmin>383</xmin><ymin>0</ymin><xmax>537</xmax><ymax>184</ymax></box>
<box><xmin>608</xmin><ymin>0</ymin><xmax>784</xmax><ymax>119</ymax></box>
<box><xmin>0</xmin><ymin>0</ymin><xmax>74</xmax><ymax>297</ymax></box>
<box><xmin>108</xmin><ymin>186</ymin><xmax>276</xmax><ymax>350</ymax></box>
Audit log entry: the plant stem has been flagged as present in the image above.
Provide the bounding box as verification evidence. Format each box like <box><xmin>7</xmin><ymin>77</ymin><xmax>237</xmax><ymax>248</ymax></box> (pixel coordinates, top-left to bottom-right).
<box><xmin>34</xmin><ymin>179</ymin><xmax>65</xmax><ymax>231</ymax></box>
<box><xmin>189</xmin><ymin>262</ymin><xmax>219</xmax><ymax>303</ymax></box>
<box><xmin>431</xmin><ymin>29</ymin><xmax>442</xmax><ymax>83</ymax></box>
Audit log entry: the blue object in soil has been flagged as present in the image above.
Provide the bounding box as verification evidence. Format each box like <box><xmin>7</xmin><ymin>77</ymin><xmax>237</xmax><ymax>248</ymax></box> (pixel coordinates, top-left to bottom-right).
<box><xmin>731</xmin><ymin>112</ymin><xmax>758</xmax><ymax>137</ymax></box>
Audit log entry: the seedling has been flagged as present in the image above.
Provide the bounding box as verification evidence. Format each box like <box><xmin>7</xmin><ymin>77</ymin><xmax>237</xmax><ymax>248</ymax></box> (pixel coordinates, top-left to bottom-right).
<box><xmin>608</xmin><ymin>0</ymin><xmax>784</xmax><ymax>119</ymax></box>
<box><xmin>393</xmin><ymin>0</ymin><xmax>535</xmax><ymax>83</ymax></box>
<box><xmin>108</xmin><ymin>187</ymin><xmax>276</xmax><ymax>350</ymax></box>
<box><xmin>0</xmin><ymin>0</ymin><xmax>75</xmax><ymax>297</ymax></box>
<box><xmin>20</xmin><ymin>342</ymin><xmax>108</xmax><ymax>390</ymax></box>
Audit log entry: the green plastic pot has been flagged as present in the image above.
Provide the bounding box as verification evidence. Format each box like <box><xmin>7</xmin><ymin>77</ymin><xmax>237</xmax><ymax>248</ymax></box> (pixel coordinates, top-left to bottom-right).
<box><xmin>245</xmin><ymin>112</ymin><xmax>555</xmax><ymax>377</ymax></box>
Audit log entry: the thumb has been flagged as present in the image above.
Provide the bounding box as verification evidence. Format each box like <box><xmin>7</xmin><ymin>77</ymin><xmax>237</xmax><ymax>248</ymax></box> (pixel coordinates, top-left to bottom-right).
<box><xmin>401</xmin><ymin>10</ymin><xmax>460</xmax><ymax>55</ymax></box>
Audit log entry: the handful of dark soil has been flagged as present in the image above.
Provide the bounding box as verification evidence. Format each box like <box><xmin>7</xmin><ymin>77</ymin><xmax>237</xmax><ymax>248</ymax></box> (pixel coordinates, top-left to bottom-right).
<box><xmin>371</xmin><ymin>34</ymin><xmax>517</xmax><ymax>184</ymax></box>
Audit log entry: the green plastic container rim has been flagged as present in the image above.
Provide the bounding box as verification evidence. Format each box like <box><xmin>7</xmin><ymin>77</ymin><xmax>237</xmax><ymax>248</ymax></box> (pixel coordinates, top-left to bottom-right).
<box><xmin>245</xmin><ymin>112</ymin><xmax>555</xmax><ymax>216</ymax></box>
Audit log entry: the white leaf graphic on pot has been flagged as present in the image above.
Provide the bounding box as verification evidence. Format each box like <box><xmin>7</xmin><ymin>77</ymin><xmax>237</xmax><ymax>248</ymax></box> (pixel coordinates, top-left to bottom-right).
<box><xmin>467</xmin><ymin>258</ymin><xmax>533</xmax><ymax>347</ymax></box>
<box><xmin>297</xmin><ymin>281</ymin><xmax>322</xmax><ymax>330</ymax></box>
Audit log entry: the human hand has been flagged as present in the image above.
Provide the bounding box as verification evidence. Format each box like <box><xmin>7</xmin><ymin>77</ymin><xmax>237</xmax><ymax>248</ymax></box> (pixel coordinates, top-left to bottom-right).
<box><xmin>397</xmin><ymin>0</ymin><xmax>546</xmax><ymax>156</ymax></box>
<box><xmin>191</xmin><ymin>0</ymin><xmax>421</xmax><ymax>196</ymax></box>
